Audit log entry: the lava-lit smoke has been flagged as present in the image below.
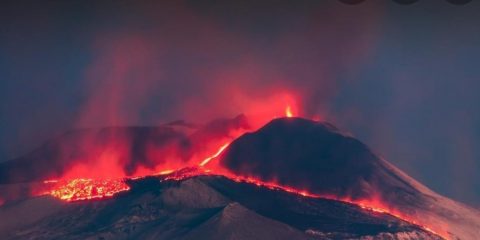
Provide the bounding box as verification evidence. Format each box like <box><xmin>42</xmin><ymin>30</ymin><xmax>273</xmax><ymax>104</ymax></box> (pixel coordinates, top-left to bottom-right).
<box><xmin>1</xmin><ymin>0</ymin><xmax>383</xmax><ymax>192</ymax></box>
<box><xmin>0</xmin><ymin>115</ymin><xmax>252</xmax><ymax>185</ymax></box>
<box><xmin>51</xmin><ymin>102</ymin><xmax>297</xmax><ymax>182</ymax></box>
<box><xmin>0</xmin><ymin>93</ymin><xmax>299</xmax><ymax>189</ymax></box>
<box><xmin>43</xmin><ymin>0</ymin><xmax>380</xmax><ymax>186</ymax></box>
<box><xmin>68</xmin><ymin>0</ymin><xmax>382</xmax><ymax>132</ymax></box>
<box><xmin>32</xmin><ymin>104</ymin><xmax>295</xmax><ymax>202</ymax></box>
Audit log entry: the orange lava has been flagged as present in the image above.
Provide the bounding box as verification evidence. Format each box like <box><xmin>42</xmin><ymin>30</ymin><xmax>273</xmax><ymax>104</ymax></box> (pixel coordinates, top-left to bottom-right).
<box><xmin>158</xmin><ymin>169</ymin><xmax>175</xmax><ymax>175</ymax></box>
<box><xmin>199</xmin><ymin>143</ymin><xmax>230</xmax><ymax>167</ymax></box>
<box><xmin>44</xmin><ymin>178</ymin><xmax>130</xmax><ymax>202</ymax></box>
<box><xmin>285</xmin><ymin>105</ymin><xmax>293</xmax><ymax>117</ymax></box>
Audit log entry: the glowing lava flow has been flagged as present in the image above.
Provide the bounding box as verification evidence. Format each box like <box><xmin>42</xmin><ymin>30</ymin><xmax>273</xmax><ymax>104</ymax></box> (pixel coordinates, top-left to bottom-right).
<box><xmin>188</xmin><ymin>172</ymin><xmax>449</xmax><ymax>240</ymax></box>
<box><xmin>285</xmin><ymin>105</ymin><xmax>293</xmax><ymax>117</ymax></box>
<box><xmin>44</xmin><ymin>178</ymin><xmax>130</xmax><ymax>202</ymax></box>
<box><xmin>42</xmin><ymin>142</ymin><xmax>232</xmax><ymax>202</ymax></box>
<box><xmin>199</xmin><ymin>143</ymin><xmax>230</xmax><ymax>167</ymax></box>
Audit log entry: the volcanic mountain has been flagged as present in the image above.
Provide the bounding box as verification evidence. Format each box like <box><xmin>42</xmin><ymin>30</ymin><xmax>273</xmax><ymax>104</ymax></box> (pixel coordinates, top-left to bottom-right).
<box><xmin>221</xmin><ymin>118</ymin><xmax>480</xmax><ymax>239</ymax></box>
<box><xmin>0</xmin><ymin>117</ymin><xmax>479</xmax><ymax>239</ymax></box>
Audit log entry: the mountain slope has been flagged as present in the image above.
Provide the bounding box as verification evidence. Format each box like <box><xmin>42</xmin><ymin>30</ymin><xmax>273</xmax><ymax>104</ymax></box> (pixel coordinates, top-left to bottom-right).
<box><xmin>220</xmin><ymin>118</ymin><xmax>480</xmax><ymax>239</ymax></box>
<box><xmin>0</xmin><ymin>176</ymin><xmax>441</xmax><ymax>240</ymax></box>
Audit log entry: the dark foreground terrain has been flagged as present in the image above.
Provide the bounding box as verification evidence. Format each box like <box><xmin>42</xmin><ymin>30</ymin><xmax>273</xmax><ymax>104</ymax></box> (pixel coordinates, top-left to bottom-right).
<box><xmin>0</xmin><ymin>175</ymin><xmax>441</xmax><ymax>240</ymax></box>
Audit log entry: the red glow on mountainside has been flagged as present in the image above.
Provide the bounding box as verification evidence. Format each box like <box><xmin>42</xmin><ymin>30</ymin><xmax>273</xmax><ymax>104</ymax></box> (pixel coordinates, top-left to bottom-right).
<box><xmin>342</xmin><ymin>198</ymin><xmax>448</xmax><ymax>239</ymax></box>
<box><xmin>204</xmin><ymin>172</ymin><xmax>450</xmax><ymax>240</ymax></box>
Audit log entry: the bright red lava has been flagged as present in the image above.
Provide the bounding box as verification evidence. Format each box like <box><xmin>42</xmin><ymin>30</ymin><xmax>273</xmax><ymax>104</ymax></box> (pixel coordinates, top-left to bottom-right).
<box><xmin>44</xmin><ymin>178</ymin><xmax>130</xmax><ymax>202</ymax></box>
<box><xmin>199</xmin><ymin>143</ymin><xmax>229</xmax><ymax>167</ymax></box>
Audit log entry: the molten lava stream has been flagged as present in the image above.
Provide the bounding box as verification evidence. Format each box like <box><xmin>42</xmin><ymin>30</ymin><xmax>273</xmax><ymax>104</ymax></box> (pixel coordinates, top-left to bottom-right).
<box><xmin>44</xmin><ymin>178</ymin><xmax>130</xmax><ymax>202</ymax></box>
<box><xmin>210</xmin><ymin>172</ymin><xmax>449</xmax><ymax>240</ymax></box>
<box><xmin>199</xmin><ymin>143</ymin><xmax>230</xmax><ymax>167</ymax></box>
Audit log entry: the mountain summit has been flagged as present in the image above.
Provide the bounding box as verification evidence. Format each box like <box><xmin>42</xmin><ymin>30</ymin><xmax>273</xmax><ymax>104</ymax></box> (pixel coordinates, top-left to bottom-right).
<box><xmin>221</xmin><ymin>117</ymin><xmax>480</xmax><ymax>240</ymax></box>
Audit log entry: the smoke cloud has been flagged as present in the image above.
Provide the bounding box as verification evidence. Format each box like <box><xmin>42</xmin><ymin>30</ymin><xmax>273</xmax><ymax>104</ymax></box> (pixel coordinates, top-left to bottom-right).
<box><xmin>0</xmin><ymin>1</ymin><xmax>382</xmax><ymax>182</ymax></box>
<box><xmin>2</xmin><ymin>1</ymin><xmax>479</xmax><ymax>205</ymax></box>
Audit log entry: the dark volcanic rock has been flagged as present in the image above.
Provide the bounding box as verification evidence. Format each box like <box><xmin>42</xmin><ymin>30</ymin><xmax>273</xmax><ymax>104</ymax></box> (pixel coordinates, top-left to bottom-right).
<box><xmin>220</xmin><ymin>117</ymin><xmax>480</xmax><ymax>239</ymax></box>
<box><xmin>0</xmin><ymin>176</ymin><xmax>441</xmax><ymax>240</ymax></box>
<box><xmin>221</xmin><ymin>118</ymin><xmax>422</xmax><ymax>205</ymax></box>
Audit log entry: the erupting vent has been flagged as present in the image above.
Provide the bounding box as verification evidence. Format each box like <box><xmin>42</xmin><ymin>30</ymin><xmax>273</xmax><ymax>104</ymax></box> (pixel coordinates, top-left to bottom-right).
<box><xmin>285</xmin><ymin>105</ymin><xmax>293</xmax><ymax>118</ymax></box>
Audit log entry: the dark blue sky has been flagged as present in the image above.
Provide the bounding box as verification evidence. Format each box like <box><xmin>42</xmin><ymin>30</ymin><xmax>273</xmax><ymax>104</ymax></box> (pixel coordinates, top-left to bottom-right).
<box><xmin>1</xmin><ymin>0</ymin><xmax>479</xmax><ymax>206</ymax></box>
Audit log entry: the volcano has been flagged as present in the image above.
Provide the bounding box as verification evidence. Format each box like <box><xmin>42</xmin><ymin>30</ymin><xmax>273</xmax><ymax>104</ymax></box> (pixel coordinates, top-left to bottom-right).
<box><xmin>0</xmin><ymin>117</ymin><xmax>479</xmax><ymax>239</ymax></box>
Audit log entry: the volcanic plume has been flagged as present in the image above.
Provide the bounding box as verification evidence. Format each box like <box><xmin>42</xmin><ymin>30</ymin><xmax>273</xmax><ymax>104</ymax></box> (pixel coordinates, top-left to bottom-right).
<box><xmin>0</xmin><ymin>115</ymin><xmax>250</xmax><ymax>184</ymax></box>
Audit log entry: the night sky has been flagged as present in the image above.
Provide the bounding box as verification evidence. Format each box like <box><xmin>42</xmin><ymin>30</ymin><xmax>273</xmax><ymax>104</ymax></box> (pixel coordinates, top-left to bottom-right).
<box><xmin>1</xmin><ymin>0</ymin><xmax>479</xmax><ymax>206</ymax></box>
